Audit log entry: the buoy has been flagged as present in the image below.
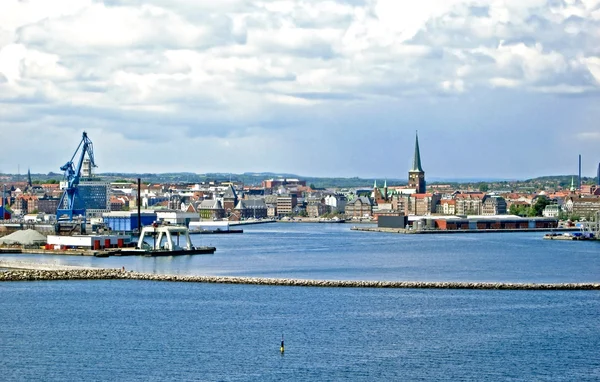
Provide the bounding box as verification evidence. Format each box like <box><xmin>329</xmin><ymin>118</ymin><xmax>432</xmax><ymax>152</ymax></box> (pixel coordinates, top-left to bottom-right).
<box><xmin>280</xmin><ymin>334</ymin><xmax>284</xmax><ymax>354</ymax></box>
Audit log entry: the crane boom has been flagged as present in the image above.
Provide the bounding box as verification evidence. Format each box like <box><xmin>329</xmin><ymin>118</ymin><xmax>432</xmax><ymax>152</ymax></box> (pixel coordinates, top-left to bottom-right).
<box><xmin>56</xmin><ymin>132</ymin><xmax>97</xmax><ymax>221</ymax></box>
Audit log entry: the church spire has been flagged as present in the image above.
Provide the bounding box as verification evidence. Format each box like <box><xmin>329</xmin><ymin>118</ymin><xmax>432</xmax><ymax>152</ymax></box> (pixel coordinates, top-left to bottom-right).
<box><xmin>411</xmin><ymin>132</ymin><xmax>424</xmax><ymax>172</ymax></box>
<box><xmin>27</xmin><ymin>168</ymin><xmax>32</xmax><ymax>188</ymax></box>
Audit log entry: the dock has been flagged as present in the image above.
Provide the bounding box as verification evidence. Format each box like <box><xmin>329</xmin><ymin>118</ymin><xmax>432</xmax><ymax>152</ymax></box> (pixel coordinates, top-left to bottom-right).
<box><xmin>351</xmin><ymin>227</ymin><xmax>582</xmax><ymax>234</ymax></box>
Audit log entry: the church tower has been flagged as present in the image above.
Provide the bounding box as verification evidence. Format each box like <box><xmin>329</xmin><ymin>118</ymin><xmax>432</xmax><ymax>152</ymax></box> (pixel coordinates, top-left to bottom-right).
<box><xmin>408</xmin><ymin>132</ymin><xmax>426</xmax><ymax>193</ymax></box>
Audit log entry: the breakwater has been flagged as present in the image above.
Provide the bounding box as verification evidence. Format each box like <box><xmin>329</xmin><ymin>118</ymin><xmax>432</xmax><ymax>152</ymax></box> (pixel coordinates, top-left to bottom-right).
<box><xmin>1</xmin><ymin>267</ymin><xmax>599</xmax><ymax>290</ymax></box>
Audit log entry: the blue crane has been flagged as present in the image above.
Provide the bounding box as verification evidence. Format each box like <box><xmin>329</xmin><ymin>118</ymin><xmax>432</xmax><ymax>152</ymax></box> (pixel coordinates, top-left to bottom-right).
<box><xmin>56</xmin><ymin>131</ymin><xmax>97</xmax><ymax>221</ymax></box>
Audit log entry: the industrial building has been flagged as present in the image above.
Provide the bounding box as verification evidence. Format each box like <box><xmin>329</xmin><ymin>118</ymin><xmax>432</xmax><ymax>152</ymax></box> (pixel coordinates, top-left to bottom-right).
<box><xmin>102</xmin><ymin>211</ymin><xmax>157</xmax><ymax>232</ymax></box>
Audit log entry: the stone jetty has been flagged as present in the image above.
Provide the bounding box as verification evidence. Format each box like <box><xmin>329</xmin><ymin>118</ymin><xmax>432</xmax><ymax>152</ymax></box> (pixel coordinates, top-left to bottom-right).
<box><xmin>0</xmin><ymin>267</ymin><xmax>599</xmax><ymax>290</ymax></box>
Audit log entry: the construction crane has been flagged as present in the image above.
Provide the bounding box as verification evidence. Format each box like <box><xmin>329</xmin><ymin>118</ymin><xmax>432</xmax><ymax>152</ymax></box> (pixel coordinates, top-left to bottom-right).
<box><xmin>56</xmin><ymin>131</ymin><xmax>97</xmax><ymax>221</ymax></box>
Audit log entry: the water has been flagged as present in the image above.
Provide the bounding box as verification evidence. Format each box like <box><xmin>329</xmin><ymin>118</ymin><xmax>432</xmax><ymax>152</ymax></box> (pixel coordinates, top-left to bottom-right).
<box><xmin>1</xmin><ymin>223</ymin><xmax>599</xmax><ymax>282</ymax></box>
<box><xmin>0</xmin><ymin>281</ymin><xmax>598</xmax><ymax>381</ymax></box>
<box><xmin>1</xmin><ymin>223</ymin><xmax>599</xmax><ymax>380</ymax></box>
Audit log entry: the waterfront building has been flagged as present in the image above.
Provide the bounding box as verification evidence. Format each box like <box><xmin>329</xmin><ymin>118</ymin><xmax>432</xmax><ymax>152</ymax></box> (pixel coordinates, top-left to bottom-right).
<box><xmin>437</xmin><ymin>199</ymin><xmax>456</xmax><ymax>215</ymax></box>
<box><xmin>276</xmin><ymin>194</ymin><xmax>297</xmax><ymax>216</ymax></box>
<box><xmin>234</xmin><ymin>199</ymin><xmax>268</xmax><ymax>219</ymax></box>
<box><xmin>563</xmin><ymin>195</ymin><xmax>600</xmax><ymax>218</ymax></box>
<box><xmin>482</xmin><ymin>195</ymin><xmax>507</xmax><ymax>215</ymax></box>
<box><xmin>542</xmin><ymin>204</ymin><xmax>561</xmax><ymax>218</ymax></box>
<box><xmin>198</xmin><ymin>199</ymin><xmax>225</xmax><ymax>220</ymax></box>
<box><xmin>408</xmin><ymin>193</ymin><xmax>440</xmax><ymax>215</ymax></box>
<box><xmin>455</xmin><ymin>192</ymin><xmax>485</xmax><ymax>215</ymax></box>
<box><xmin>408</xmin><ymin>133</ymin><xmax>426</xmax><ymax>194</ymax></box>
<box><xmin>345</xmin><ymin>196</ymin><xmax>373</xmax><ymax>218</ymax></box>
<box><xmin>102</xmin><ymin>210</ymin><xmax>157</xmax><ymax>232</ymax></box>
<box><xmin>305</xmin><ymin>196</ymin><xmax>325</xmax><ymax>217</ymax></box>
<box><xmin>221</xmin><ymin>185</ymin><xmax>238</xmax><ymax>217</ymax></box>
<box><xmin>266</xmin><ymin>203</ymin><xmax>277</xmax><ymax>218</ymax></box>
<box><xmin>324</xmin><ymin>194</ymin><xmax>347</xmax><ymax>213</ymax></box>
<box><xmin>434</xmin><ymin>216</ymin><xmax>558</xmax><ymax>230</ymax></box>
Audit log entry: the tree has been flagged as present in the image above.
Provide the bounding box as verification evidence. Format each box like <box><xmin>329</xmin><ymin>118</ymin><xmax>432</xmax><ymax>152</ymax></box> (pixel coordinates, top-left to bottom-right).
<box><xmin>509</xmin><ymin>204</ymin><xmax>529</xmax><ymax>217</ymax></box>
<box><xmin>478</xmin><ymin>183</ymin><xmax>489</xmax><ymax>192</ymax></box>
<box><xmin>529</xmin><ymin>196</ymin><xmax>551</xmax><ymax>217</ymax></box>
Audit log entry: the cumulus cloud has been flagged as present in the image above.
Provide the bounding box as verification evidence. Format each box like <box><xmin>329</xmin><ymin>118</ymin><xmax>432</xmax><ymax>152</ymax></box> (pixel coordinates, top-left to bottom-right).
<box><xmin>0</xmin><ymin>0</ymin><xmax>599</xmax><ymax>177</ymax></box>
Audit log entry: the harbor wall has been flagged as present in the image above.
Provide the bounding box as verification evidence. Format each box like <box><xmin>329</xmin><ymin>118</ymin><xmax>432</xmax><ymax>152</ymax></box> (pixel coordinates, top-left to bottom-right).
<box><xmin>0</xmin><ymin>267</ymin><xmax>598</xmax><ymax>290</ymax></box>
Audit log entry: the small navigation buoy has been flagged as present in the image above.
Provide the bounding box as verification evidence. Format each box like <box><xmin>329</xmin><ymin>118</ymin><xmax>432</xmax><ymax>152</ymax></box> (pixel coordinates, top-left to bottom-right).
<box><xmin>280</xmin><ymin>334</ymin><xmax>285</xmax><ymax>354</ymax></box>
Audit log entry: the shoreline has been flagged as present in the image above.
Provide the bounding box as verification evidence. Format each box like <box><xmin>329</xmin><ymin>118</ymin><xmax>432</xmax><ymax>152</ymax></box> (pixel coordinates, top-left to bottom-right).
<box><xmin>1</xmin><ymin>266</ymin><xmax>598</xmax><ymax>290</ymax></box>
<box><xmin>351</xmin><ymin>226</ymin><xmax>584</xmax><ymax>234</ymax></box>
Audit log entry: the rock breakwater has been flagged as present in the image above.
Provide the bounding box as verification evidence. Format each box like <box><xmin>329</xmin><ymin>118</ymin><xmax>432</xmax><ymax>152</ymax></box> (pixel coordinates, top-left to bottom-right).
<box><xmin>1</xmin><ymin>268</ymin><xmax>599</xmax><ymax>290</ymax></box>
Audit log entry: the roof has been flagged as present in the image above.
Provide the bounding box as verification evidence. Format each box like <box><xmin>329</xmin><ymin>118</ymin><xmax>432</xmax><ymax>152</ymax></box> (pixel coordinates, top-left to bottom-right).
<box><xmin>411</xmin><ymin>132</ymin><xmax>424</xmax><ymax>172</ymax></box>
<box><xmin>223</xmin><ymin>185</ymin><xmax>237</xmax><ymax>199</ymax></box>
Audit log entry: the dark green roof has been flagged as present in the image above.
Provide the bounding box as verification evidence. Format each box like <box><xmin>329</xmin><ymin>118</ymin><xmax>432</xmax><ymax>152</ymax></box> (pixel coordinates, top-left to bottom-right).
<box><xmin>411</xmin><ymin>132</ymin><xmax>424</xmax><ymax>172</ymax></box>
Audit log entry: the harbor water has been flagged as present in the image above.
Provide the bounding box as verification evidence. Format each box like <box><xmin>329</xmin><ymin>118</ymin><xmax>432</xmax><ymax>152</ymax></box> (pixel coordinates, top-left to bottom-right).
<box><xmin>1</xmin><ymin>223</ymin><xmax>599</xmax><ymax>283</ymax></box>
<box><xmin>1</xmin><ymin>223</ymin><xmax>599</xmax><ymax>380</ymax></box>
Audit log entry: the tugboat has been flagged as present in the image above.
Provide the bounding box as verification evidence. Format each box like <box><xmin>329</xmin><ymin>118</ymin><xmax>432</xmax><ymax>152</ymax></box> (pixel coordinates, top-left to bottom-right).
<box><xmin>110</xmin><ymin>222</ymin><xmax>216</xmax><ymax>256</ymax></box>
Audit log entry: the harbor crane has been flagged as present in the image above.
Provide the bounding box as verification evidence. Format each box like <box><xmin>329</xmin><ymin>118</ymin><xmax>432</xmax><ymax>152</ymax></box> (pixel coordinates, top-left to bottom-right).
<box><xmin>56</xmin><ymin>131</ymin><xmax>97</xmax><ymax>221</ymax></box>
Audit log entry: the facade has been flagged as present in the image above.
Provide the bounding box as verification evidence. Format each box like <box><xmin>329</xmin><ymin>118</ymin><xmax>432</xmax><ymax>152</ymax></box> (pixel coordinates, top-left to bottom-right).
<box><xmin>345</xmin><ymin>196</ymin><xmax>373</xmax><ymax>218</ymax></box>
<box><xmin>407</xmin><ymin>133</ymin><xmax>426</xmax><ymax>194</ymax></box>
<box><xmin>455</xmin><ymin>193</ymin><xmax>485</xmax><ymax>215</ymax></box>
<box><xmin>542</xmin><ymin>204</ymin><xmax>561</xmax><ymax>218</ymax></box>
<box><xmin>276</xmin><ymin>194</ymin><xmax>297</xmax><ymax>216</ymax></box>
<box><xmin>198</xmin><ymin>199</ymin><xmax>225</xmax><ymax>220</ymax></box>
<box><xmin>482</xmin><ymin>196</ymin><xmax>507</xmax><ymax>215</ymax></box>
<box><xmin>74</xmin><ymin>181</ymin><xmax>110</xmax><ymax>219</ymax></box>
<box><xmin>437</xmin><ymin>199</ymin><xmax>456</xmax><ymax>215</ymax></box>
<box><xmin>37</xmin><ymin>196</ymin><xmax>60</xmax><ymax>214</ymax></box>
<box><xmin>102</xmin><ymin>211</ymin><xmax>157</xmax><ymax>232</ymax></box>
<box><xmin>563</xmin><ymin>195</ymin><xmax>600</xmax><ymax>218</ymax></box>
<box><xmin>306</xmin><ymin>198</ymin><xmax>328</xmax><ymax>217</ymax></box>
<box><xmin>324</xmin><ymin>194</ymin><xmax>347</xmax><ymax>213</ymax></box>
<box><xmin>408</xmin><ymin>193</ymin><xmax>440</xmax><ymax>215</ymax></box>
<box><xmin>266</xmin><ymin>204</ymin><xmax>277</xmax><ymax>218</ymax></box>
<box><xmin>221</xmin><ymin>185</ymin><xmax>238</xmax><ymax>217</ymax></box>
<box><xmin>435</xmin><ymin>217</ymin><xmax>558</xmax><ymax>230</ymax></box>
<box><xmin>234</xmin><ymin>199</ymin><xmax>268</xmax><ymax>219</ymax></box>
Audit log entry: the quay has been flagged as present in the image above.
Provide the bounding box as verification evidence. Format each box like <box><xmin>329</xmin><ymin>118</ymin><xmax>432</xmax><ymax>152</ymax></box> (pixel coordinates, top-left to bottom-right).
<box><xmin>351</xmin><ymin>227</ymin><xmax>581</xmax><ymax>234</ymax></box>
<box><xmin>0</xmin><ymin>262</ymin><xmax>599</xmax><ymax>290</ymax></box>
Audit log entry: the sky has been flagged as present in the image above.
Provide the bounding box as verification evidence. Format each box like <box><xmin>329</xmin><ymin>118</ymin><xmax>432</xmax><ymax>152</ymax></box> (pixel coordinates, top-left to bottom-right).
<box><xmin>1</xmin><ymin>0</ymin><xmax>599</xmax><ymax>180</ymax></box>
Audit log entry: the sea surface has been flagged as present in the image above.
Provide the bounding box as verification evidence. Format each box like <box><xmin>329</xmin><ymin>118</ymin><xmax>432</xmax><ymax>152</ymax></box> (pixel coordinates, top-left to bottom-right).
<box><xmin>1</xmin><ymin>223</ymin><xmax>599</xmax><ymax>380</ymax></box>
<box><xmin>1</xmin><ymin>222</ymin><xmax>599</xmax><ymax>282</ymax></box>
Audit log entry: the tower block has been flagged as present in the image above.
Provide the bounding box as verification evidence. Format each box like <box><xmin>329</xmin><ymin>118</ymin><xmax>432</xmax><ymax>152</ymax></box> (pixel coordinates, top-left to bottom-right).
<box><xmin>408</xmin><ymin>133</ymin><xmax>426</xmax><ymax>193</ymax></box>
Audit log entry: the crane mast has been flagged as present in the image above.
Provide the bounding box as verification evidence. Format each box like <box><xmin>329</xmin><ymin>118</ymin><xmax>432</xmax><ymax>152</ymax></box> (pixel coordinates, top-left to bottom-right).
<box><xmin>56</xmin><ymin>131</ymin><xmax>97</xmax><ymax>221</ymax></box>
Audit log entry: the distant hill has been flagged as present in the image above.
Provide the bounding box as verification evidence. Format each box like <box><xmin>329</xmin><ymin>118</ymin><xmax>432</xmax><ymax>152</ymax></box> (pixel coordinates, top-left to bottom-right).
<box><xmin>3</xmin><ymin>171</ymin><xmax>598</xmax><ymax>189</ymax></box>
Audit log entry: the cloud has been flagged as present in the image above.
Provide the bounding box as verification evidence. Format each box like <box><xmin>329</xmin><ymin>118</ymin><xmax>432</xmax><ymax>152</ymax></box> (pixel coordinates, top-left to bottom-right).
<box><xmin>0</xmin><ymin>0</ymin><xmax>599</xmax><ymax>178</ymax></box>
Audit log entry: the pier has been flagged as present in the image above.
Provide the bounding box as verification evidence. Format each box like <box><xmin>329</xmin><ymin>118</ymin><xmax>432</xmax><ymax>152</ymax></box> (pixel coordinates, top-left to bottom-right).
<box><xmin>0</xmin><ymin>262</ymin><xmax>598</xmax><ymax>290</ymax></box>
<box><xmin>351</xmin><ymin>226</ymin><xmax>582</xmax><ymax>234</ymax></box>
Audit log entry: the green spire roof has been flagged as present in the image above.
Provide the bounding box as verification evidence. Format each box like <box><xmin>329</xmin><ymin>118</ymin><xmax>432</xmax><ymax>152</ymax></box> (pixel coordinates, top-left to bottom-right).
<box><xmin>411</xmin><ymin>132</ymin><xmax>424</xmax><ymax>172</ymax></box>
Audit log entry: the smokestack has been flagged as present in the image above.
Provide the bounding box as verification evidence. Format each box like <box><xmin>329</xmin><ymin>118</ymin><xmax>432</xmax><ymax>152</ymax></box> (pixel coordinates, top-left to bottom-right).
<box><xmin>137</xmin><ymin>178</ymin><xmax>141</xmax><ymax>232</ymax></box>
<box><xmin>578</xmin><ymin>155</ymin><xmax>582</xmax><ymax>190</ymax></box>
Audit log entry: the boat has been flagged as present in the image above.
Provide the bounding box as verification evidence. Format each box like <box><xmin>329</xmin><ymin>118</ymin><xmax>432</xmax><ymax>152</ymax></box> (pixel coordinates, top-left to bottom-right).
<box><xmin>109</xmin><ymin>223</ymin><xmax>216</xmax><ymax>256</ymax></box>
